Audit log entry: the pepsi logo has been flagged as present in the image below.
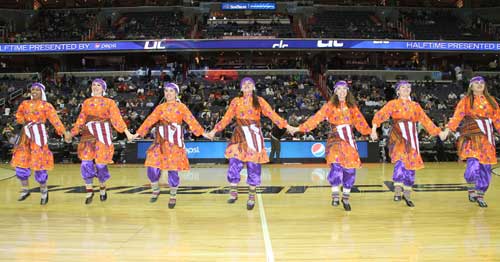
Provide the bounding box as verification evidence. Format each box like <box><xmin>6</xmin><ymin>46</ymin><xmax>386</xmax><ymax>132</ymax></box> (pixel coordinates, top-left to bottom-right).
<box><xmin>185</xmin><ymin>146</ymin><xmax>200</xmax><ymax>154</ymax></box>
<box><xmin>311</xmin><ymin>143</ymin><xmax>325</xmax><ymax>157</ymax></box>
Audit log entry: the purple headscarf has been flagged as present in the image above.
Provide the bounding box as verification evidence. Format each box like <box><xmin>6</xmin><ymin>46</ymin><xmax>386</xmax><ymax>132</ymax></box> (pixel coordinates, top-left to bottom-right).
<box><xmin>31</xmin><ymin>82</ymin><xmax>47</xmax><ymax>101</ymax></box>
<box><xmin>240</xmin><ymin>77</ymin><xmax>255</xmax><ymax>89</ymax></box>
<box><xmin>92</xmin><ymin>78</ymin><xmax>107</xmax><ymax>91</ymax></box>
<box><xmin>333</xmin><ymin>80</ymin><xmax>349</xmax><ymax>92</ymax></box>
<box><xmin>469</xmin><ymin>76</ymin><xmax>485</xmax><ymax>85</ymax></box>
<box><xmin>395</xmin><ymin>80</ymin><xmax>411</xmax><ymax>91</ymax></box>
<box><xmin>163</xmin><ymin>82</ymin><xmax>180</xmax><ymax>93</ymax></box>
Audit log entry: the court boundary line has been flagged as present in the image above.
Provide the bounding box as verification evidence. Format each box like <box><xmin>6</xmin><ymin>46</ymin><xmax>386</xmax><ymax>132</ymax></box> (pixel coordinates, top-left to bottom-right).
<box><xmin>492</xmin><ymin>165</ymin><xmax>500</xmax><ymax>176</ymax></box>
<box><xmin>257</xmin><ymin>193</ymin><xmax>275</xmax><ymax>262</ymax></box>
<box><xmin>0</xmin><ymin>166</ymin><xmax>15</xmax><ymax>181</ymax></box>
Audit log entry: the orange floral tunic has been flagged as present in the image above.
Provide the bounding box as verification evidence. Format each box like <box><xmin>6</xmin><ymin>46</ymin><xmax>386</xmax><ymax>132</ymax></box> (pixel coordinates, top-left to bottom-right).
<box><xmin>136</xmin><ymin>101</ymin><xmax>204</xmax><ymax>171</ymax></box>
<box><xmin>11</xmin><ymin>100</ymin><xmax>66</xmax><ymax>171</ymax></box>
<box><xmin>214</xmin><ymin>95</ymin><xmax>287</xmax><ymax>163</ymax></box>
<box><xmin>447</xmin><ymin>95</ymin><xmax>500</xmax><ymax>164</ymax></box>
<box><xmin>71</xmin><ymin>97</ymin><xmax>127</xmax><ymax>164</ymax></box>
<box><xmin>372</xmin><ymin>98</ymin><xmax>441</xmax><ymax>170</ymax></box>
<box><xmin>298</xmin><ymin>101</ymin><xmax>371</xmax><ymax>168</ymax></box>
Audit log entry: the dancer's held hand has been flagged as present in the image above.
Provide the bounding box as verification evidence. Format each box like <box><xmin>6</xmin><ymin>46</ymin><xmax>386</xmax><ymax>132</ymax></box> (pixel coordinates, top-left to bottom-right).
<box><xmin>205</xmin><ymin>130</ymin><xmax>216</xmax><ymax>140</ymax></box>
<box><xmin>286</xmin><ymin>125</ymin><xmax>299</xmax><ymax>135</ymax></box>
<box><xmin>370</xmin><ymin>129</ymin><xmax>378</xmax><ymax>141</ymax></box>
<box><xmin>128</xmin><ymin>133</ymin><xmax>140</xmax><ymax>142</ymax></box>
<box><xmin>63</xmin><ymin>131</ymin><xmax>72</xmax><ymax>143</ymax></box>
<box><xmin>439</xmin><ymin>128</ymin><xmax>450</xmax><ymax>141</ymax></box>
<box><xmin>125</xmin><ymin>129</ymin><xmax>139</xmax><ymax>142</ymax></box>
<box><xmin>202</xmin><ymin>132</ymin><xmax>213</xmax><ymax>141</ymax></box>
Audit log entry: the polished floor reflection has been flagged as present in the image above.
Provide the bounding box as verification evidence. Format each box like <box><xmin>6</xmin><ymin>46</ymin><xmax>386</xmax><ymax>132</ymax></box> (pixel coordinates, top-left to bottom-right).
<box><xmin>0</xmin><ymin>162</ymin><xmax>499</xmax><ymax>261</ymax></box>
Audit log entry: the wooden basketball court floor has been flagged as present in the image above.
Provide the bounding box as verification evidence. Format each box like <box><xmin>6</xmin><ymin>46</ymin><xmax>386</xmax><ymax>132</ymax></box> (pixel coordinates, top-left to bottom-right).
<box><xmin>0</xmin><ymin>162</ymin><xmax>499</xmax><ymax>261</ymax></box>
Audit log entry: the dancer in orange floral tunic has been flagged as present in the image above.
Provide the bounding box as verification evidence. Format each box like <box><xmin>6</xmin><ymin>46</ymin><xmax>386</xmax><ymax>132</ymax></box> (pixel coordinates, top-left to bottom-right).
<box><xmin>207</xmin><ymin>77</ymin><xmax>293</xmax><ymax>210</ymax></box>
<box><xmin>12</xmin><ymin>82</ymin><xmax>70</xmax><ymax>205</ymax></box>
<box><xmin>134</xmin><ymin>82</ymin><xmax>209</xmax><ymax>208</ymax></box>
<box><xmin>295</xmin><ymin>81</ymin><xmax>371</xmax><ymax>211</ymax></box>
<box><xmin>443</xmin><ymin>76</ymin><xmax>500</xmax><ymax>208</ymax></box>
<box><xmin>371</xmin><ymin>80</ymin><xmax>445</xmax><ymax>207</ymax></box>
<box><xmin>70</xmin><ymin>78</ymin><xmax>134</xmax><ymax>204</ymax></box>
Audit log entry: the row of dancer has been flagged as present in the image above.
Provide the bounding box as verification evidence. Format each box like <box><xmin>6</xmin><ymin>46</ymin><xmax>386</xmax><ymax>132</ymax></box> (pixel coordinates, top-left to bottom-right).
<box><xmin>12</xmin><ymin>76</ymin><xmax>499</xmax><ymax>211</ymax></box>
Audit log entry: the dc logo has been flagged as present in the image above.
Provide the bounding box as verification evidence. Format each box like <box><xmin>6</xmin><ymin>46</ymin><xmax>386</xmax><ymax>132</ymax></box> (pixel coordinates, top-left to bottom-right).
<box><xmin>272</xmin><ymin>40</ymin><xmax>288</xmax><ymax>49</ymax></box>
<box><xmin>311</xmin><ymin>143</ymin><xmax>325</xmax><ymax>157</ymax></box>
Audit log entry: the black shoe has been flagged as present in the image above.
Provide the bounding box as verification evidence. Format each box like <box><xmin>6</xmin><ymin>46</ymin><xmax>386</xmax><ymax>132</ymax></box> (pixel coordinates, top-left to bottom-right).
<box><xmin>100</xmin><ymin>191</ymin><xmax>107</xmax><ymax>202</ymax></box>
<box><xmin>403</xmin><ymin>195</ymin><xmax>415</xmax><ymax>207</ymax></box>
<box><xmin>342</xmin><ymin>200</ymin><xmax>351</xmax><ymax>211</ymax></box>
<box><xmin>85</xmin><ymin>192</ymin><xmax>94</xmax><ymax>205</ymax></box>
<box><xmin>331</xmin><ymin>199</ymin><xmax>340</xmax><ymax>206</ymax></box>
<box><xmin>247</xmin><ymin>200</ymin><xmax>255</xmax><ymax>210</ymax></box>
<box><xmin>40</xmin><ymin>192</ymin><xmax>49</xmax><ymax>205</ymax></box>
<box><xmin>477</xmin><ymin>199</ymin><xmax>488</xmax><ymax>208</ymax></box>
<box><xmin>168</xmin><ymin>198</ymin><xmax>176</xmax><ymax>209</ymax></box>
<box><xmin>394</xmin><ymin>195</ymin><xmax>402</xmax><ymax>201</ymax></box>
<box><xmin>468</xmin><ymin>194</ymin><xmax>477</xmax><ymax>202</ymax></box>
<box><xmin>18</xmin><ymin>192</ymin><xmax>31</xmax><ymax>201</ymax></box>
<box><xmin>227</xmin><ymin>192</ymin><xmax>238</xmax><ymax>204</ymax></box>
<box><xmin>150</xmin><ymin>194</ymin><xmax>159</xmax><ymax>203</ymax></box>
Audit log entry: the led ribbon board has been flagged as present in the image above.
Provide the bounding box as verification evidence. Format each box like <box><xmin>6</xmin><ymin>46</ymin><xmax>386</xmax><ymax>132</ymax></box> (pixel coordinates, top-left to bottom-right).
<box><xmin>1</xmin><ymin>39</ymin><xmax>500</xmax><ymax>53</ymax></box>
<box><xmin>221</xmin><ymin>2</ymin><xmax>276</xmax><ymax>10</ymax></box>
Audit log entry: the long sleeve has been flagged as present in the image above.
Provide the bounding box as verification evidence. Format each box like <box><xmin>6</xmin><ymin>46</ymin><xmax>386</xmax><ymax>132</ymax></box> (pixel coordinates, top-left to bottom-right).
<box><xmin>15</xmin><ymin>102</ymin><xmax>26</xmax><ymax>124</ymax></box>
<box><xmin>447</xmin><ymin>98</ymin><xmax>466</xmax><ymax>132</ymax></box>
<box><xmin>416</xmin><ymin>104</ymin><xmax>440</xmax><ymax>136</ymax></box>
<box><xmin>213</xmin><ymin>98</ymin><xmax>237</xmax><ymax>132</ymax></box>
<box><xmin>298</xmin><ymin>102</ymin><xmax>330</xmax><ymax>132</ymax></box>
<box><xmin>108</xmin><ymin>100</ymin><xmax>127</xmax><ymax>133</ymax></box>
<box><xmin>136</xmin><ymin>107</ymin><xmax>160</xmax><ymax>137</ymax></box>
<box><xmin>182</xmin><ymin>104</ymin><xmax>204</xmax><ymax>136</ymax></box>
<box><xmin>491</xmin><ymin>103</ymin><xmax>500</xmax><ymax>133</ymax></box>
<box><xmin>351</xmin><ymin>106</ymin><xmax>371</xmax><ymax>135</ymax></box>
<box><xmin>71</xmin><ymin>103</ymin><xmax>88</xmax><ymax>136</ymax></box>
<box><xmin>372</xmin><ymin>100</ymin><xmax>394</xmax><ymax>127</ymax></box>
<box><xmin>46</xmin><ymin>103</ymin><xmax>66</xmax><ymax>136</ymax></box>
<box><xmin>258</xmin><ymin>97</ymin><xmax>287</xmax><ymax>128</ymax></box>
